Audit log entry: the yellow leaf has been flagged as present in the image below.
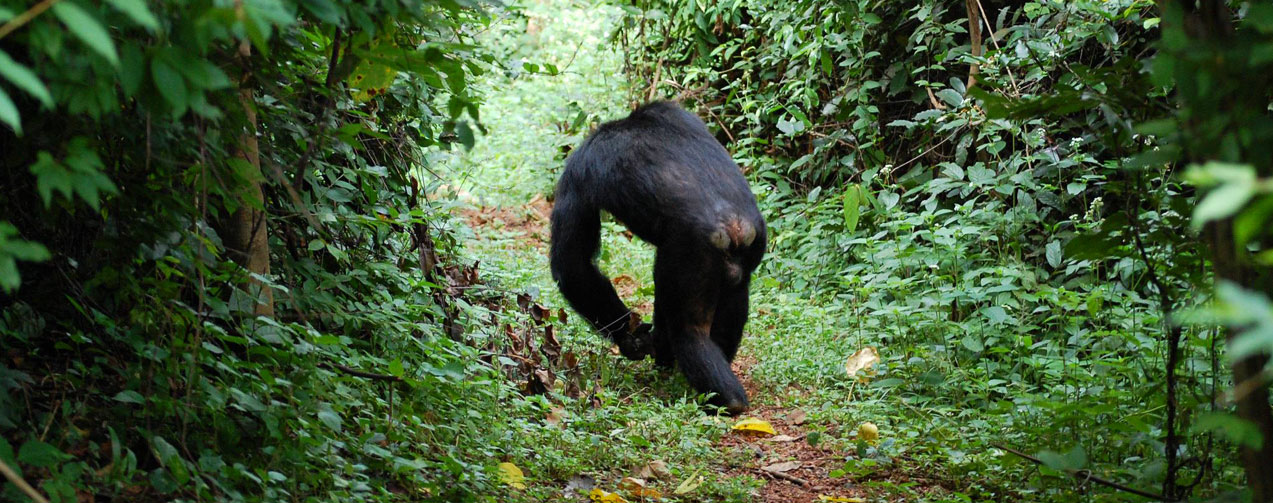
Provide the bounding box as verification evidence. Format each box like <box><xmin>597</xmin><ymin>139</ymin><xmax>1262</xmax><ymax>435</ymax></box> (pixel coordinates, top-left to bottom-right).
<box><xmin>844</xmin><ymin>347</ymin><xmax>880</xmax><ymax>379</ymax></box>
<box><xmin>589</xmin><ymin>488</ymin><xmax>628</xmax><ymax>502</ymax></box>
<box><xmin>674</xmin><ymin>470</ymin><xmax>704</xmax><ymax>495</ymax></box>
<box><xmin>730</xmin><ymin>417</ymin><xmax>777</xmax><ymax>437</ymax></box>
<box><xmin>497</xmin><ymin>462</ymin><xmax>526</xmax><ymax>490</ymax></box>
<box><xmin>348</xmin><ymin>61</ymin><xmax>397</xmax><ymax>102</ymax></box>
<box><xmin>619</xmin><ymin>477</ymin><xmax>662</xmax><ymax>499</ymax></box>
<box><xmin>857</xmin><ymin>422</ymin><xmax>879</xmax><ymax>444</ymax></box>
<box><xmin>819</xmin><ymin>495</ymin><xmax>865</xmax><ymax>502</ymax></box>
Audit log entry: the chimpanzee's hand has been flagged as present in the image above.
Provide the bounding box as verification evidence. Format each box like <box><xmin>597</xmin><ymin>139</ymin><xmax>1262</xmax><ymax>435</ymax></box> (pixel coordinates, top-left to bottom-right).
<box><xmin>616</xmin><ymin>322</ymin><xmax>654</xmax><ymax>361</ymax></box>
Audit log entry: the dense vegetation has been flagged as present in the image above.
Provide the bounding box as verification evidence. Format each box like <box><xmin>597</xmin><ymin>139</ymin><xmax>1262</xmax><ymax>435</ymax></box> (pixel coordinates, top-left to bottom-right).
<box><xmin>0</xmin><ymin>0</ymin><xmax>1270</xmax><ymax>502</ymax></box>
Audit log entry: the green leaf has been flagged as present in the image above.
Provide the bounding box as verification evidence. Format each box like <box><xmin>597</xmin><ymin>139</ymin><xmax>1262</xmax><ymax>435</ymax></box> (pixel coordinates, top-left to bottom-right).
<box><xmin>1045</xmin><ymin>240</ymin><xmax>1062</xmax><ymax>269</ymax></box>
<box><xmin>18</xmin><ymin>440</ymin><xmax>71</xmax><ymax>468</ymax></box>
<box><xmin>106</xmin><ymin>0</ymin><xmax>159</xmax><ymax>30</ymax></box>
<box><xmin>935</xmin><ymin>89</ymin><xmax>963</xmax><ymax>107</ymax></box>
<box><xmin>317</xmin><ymin>409</ymin><xmax>343</xmax><ymax>431</ymax></box>
<box><xmin>113</xmin><ymin>390</ymin><xmax>145</xmax><ymax>404</ymax></box>
<box><xmin>52</xmin><ymin>1</ymin><xmax>120</xmax><ymax>66</ymax></box>
<box><xmin>0</xmin><ymin>87</ymin><xmax>20</xmax><ymax>135</ymax></box>
<box><xmin>455</xmin><ymin>121</ymin><xmax>475</xmax><ymax>150</ymax></box>
<box><xmin>1192</xmin><ymin>182</ymin><xmax>1255</xmax><ymax>230</ymax></box>
<box><xmin>0</xmin><ymin>50</ymin><xmax>53</xmax><ymax>107</ymax></box>
<box><xmin>1193</xmin><ymin>412</ymin><xmax>1264</xmax><ymax>450</ymax></box>
<box><xmin>388</xmin><ymin>359</ymin><xmax>405</xmax><ymax>377</ymax></box>
<box><xmin>150</xmin><ymin>57</ymin><xmax>188</xmax><ymax>117</ymax></box>
<box><xmin>842</xmin><ymin>185</ymin><xmax>861</xmax><ymax>232</ymax></box>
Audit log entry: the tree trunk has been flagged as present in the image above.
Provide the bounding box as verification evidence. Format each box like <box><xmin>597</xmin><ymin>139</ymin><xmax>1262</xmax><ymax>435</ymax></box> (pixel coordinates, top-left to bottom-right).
<box><xmin>1166</xmin><ymin>0</ymin><xmax>1273</xmax><ymax>498</ymax></box>
<box><xmin>226</xmin><ymin>40</ymin><xmax>274</xmax><ymax>318</ymax></box>
<box><xmin>1205</xmin><ymin>220</ymin><xmax>1273</xmax><ymax>501</ymax></box>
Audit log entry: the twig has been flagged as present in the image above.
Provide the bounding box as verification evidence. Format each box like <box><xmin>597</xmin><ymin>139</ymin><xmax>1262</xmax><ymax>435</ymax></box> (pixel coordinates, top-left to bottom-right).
<box><xmin>756</xmin><ymin>468</ymin><xmax>808</xmax><ymax>486</ymax></box>
<box><xmin>0</xmin><ymin>457</ymin><xmax>51</xmax><ymax>503</ymax></box>
<box><xmin>0</xmin><ymin>0</ymin><xmax>60</xmax><ymax>41</ymax></box>
<box><xmin>992</xmin><ymin>443</ymin><xmax>1168</xmax><ymax>500</ymax></box>
<box><xmin>926</xmin><ymin>88</ymin><xmax>947</xmax><ymax>110</ymax></box>
<box><xmin>319</xmin><ymin>362</ymin><xmax>402</xmax><ymax>382</ymax></box>
<box><xmin>893</xmin><ymin>136</ymin><xmax>953</xmax><ymax>173</ymax></box>
<box><xmin>974</xmin><ymin>0</ymin><xmax>1021</xmax><ymax>95</ymax></box>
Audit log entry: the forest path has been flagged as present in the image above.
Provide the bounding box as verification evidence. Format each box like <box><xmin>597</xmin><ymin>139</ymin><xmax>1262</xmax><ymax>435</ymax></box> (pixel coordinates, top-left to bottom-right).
<box><xmin>460</xmin><ymin>196</ymin><xmax>878</xmax><ymax>503</ymax></box>
<box><xmin>438</xmin><ymin>2</ymin><xmax>941</xmax><ymax>501</ymax></box>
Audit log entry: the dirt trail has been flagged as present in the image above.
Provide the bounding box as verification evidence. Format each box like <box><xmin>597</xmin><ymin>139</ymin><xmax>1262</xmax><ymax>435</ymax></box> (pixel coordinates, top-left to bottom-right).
<box><xmin>465</xmin><ymin>197</ymin><xmax>880</xmax><ymax>502</ymax></box>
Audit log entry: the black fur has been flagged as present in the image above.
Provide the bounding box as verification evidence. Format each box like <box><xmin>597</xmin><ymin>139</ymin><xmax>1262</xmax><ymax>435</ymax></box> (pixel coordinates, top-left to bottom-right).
<box><xmin>550</xmin><ymin>101</ymin><xmax>766</xmax><ymax>415</ymax></box>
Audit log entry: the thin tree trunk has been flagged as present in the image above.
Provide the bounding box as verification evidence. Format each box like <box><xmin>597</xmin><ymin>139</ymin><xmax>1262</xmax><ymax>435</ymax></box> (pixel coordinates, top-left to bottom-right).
<box><xmin>227</xmin><ymin>39</ymin><xmax>274</xmax><ymax>318</ymax></box>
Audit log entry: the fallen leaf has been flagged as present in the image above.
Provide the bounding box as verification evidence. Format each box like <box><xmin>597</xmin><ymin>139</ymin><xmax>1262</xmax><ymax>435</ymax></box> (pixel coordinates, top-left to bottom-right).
<box><xmin>858</xmin><ymin>422</ymin><xmax>879</xmax><ymax>444</ymax></box>
<box><xmin>674</xmin><ymin>471</ymin><xmax>704</xmax><ymax>495</ymax></box>
<box><xmin>618</xmin><ymin>477</ymin><xmax>662</xmax><ymax>499</ymax></box>
<box><xmin>731</xmin><ymin>417</ymin><xmax>777</xmax><ymax>437</ymax></box>
<box><xmin>768</xmin><ymin>434</ymin><xmax>799</xmax><ymax>442</ymax></box>
<box><xmin>498</xmin><ymin>462</ymin><xmax>526</xmax><ymax>490</ymax></box>
<box><xmin>635</xmin><ymin>459</ymin><xmax>671</xmax><ymax>480</ymax></box>
<box><xmin>788</xmin><ymin>409</ymin><xmax>808</xmax><ymax>425</ymax></box>
<box><xmin>589</xmin><ymin>488</ymin><xmax>628</xmax><ymax>502</ymax></box>
<box><xmin>819</xmin><ymin>495</ymin><xmax>865</xmax><ymax>502</ymax></box>
<box><xmin>762</xmin><ymin>461</ymin><xmax>801</xmax><ymax>473</ymax></box>
<box><xmin>844</xmin><ymin>347</ymin><xmax>880</xmax><ymax>379</ymax></box>
<box><xmin>546</xmin><ymin>406</ymin><xmax>565</xmax><ymax>426</ymax></box>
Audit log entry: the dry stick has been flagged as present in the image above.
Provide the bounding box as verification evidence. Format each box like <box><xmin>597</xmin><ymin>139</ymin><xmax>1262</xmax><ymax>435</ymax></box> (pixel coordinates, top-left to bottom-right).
<box><xmin>0</xmin><ymin>0</ymin><xmax>60</xmax><ymax>40</ymax></box>
<box><xmin>0</xmin><ymin>458</ymin><xmax>51</xmax><ymax>503</ymax></box>
<box><xmin>992</xmin><ymin>444</ymin><xmax>1167</xmax><ymax>501</ymax></box>
<box><xmin>756</xmin><ymin>468</ymin><xmax>808</xmax><ymax>486</ymax></box>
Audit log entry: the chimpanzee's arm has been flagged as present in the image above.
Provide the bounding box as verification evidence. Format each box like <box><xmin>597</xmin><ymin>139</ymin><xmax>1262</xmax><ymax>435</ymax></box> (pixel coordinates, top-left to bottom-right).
<box><xmin>549</xmin><ymin>188</ymin><xmax>652</xmax><ymax>359</ymax></box>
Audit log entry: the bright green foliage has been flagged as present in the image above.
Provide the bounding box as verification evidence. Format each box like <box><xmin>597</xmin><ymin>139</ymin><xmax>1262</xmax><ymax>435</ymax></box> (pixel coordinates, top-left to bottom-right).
<box><xmin>620</xmin><ymin>0</ymin><xmax>1272</xmax><ymax>500</ymax></box>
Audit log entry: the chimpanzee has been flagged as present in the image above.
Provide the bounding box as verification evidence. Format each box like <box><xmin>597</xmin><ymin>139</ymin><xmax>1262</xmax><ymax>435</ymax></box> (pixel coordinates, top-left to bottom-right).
<box><xmin>549</xmin><ymin>101</ymin><xmax>766</xmax><ymax>415</ymax></box>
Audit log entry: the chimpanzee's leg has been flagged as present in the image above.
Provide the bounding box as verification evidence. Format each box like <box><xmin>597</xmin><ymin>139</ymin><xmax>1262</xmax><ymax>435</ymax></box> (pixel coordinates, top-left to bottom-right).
<box><xmin>653</xmin><ymin>239</ymin><xmax>748</xmax><ymax>414</ymax></box>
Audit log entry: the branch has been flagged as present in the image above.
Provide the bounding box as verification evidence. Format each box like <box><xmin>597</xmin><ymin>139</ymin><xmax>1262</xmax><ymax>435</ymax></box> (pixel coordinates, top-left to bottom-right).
<box><xmin>0</xmin><ymin>0</ymin><xmax>60</xmax><ymax>41</ymax></box>
<box><xmin>0</xmin><ymin>457</ymin><xmax>51</xmax><ymax>503</ymax></box>
<box><xmin>965</xmin><ymin>0</ymin><xmax>982</xmax><ymax>88</ymax></box>
<box><xmin>993</xmin><ymin>443</ymin><xmax>1168</xmax><ymax>501</ymax></box>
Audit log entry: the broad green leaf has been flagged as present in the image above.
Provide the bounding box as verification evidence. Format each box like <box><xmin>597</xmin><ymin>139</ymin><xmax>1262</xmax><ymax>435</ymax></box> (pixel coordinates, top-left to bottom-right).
<box><xmin>150</xmin><ymin>58</ymin><xmax>188</xmax><ymax>116</ymax></box>
<box><xmin>0</xmin><ymin>50</ymin><xmax>53</xmax><ymax>107</ymax></box>
<box><xmin>1192</xmin><ymin>412</ymin><xmax>1264</xmax><ymax>450</ymax></box>
<box><xmin>112</xmin><ymin>390</ymin><xmax>145</xmax><ymax>404</ymax></box>
<box><xmin>106</xmin><ymin>0</ymin><xmax>159</xmax><ymax>30</ymax></box>
<box><xmin>18</xmin><ymin>440</ymin><xmax>71</xmax><ymax>468</ymax></box>
<box><xmin>0</xmin><ymin>87</ymin><xmax>20</xmax><ymax>134</ymax></box>
<box><xmin>960</xmin><ymin>335</ymin><xmax>983</xmax><ymax>353</ymax></box>
<box><xmin>842</xmin><ymin>186</ymin><xmax>861</xmax><ymax>232</ymax></box>
<box><xmin>317</xmin><ymin>409</ymin><xmax>342</xmax><ymax>431</ymax></box>
<box><xmin>52</xmin><ymin>2</ymin><xmax>120</xmax><ymax>66</ymax></box>
<box><xmin>1045</xmin><ymin>240</ymin><xmax>1062</xmax><ymax>269</ymax></box>
<box><xmin>1192</xmin><ymin>182</ymin><xmax>1255</xmax><ymax>230</ymax></box>
<box><xmin>935</xmin><ymin>89</ymin><xmax>963</xmax><ymax>107</ymax></box>
<box><xmin>455</xmin><ymin>121</ymin><xmax>475</xmax><ymax>150</ymax></box>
